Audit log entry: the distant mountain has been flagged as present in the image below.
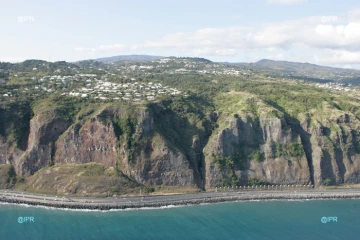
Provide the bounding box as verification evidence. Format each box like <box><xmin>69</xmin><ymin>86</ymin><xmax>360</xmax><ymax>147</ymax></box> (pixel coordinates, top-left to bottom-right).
<box><xmin>184</xmin><ymin>57</ymin><xmax>213</xmax><ymax>64</ymax></box>
<box><xmin>254</xmin><ymin>59</ymin><xmax>349</xmax><ymax>71</ymax></box>
<box><xmin>152</xmin><ymin>57</ymin><xmax>213</xmax><ymax>64</ymax></box>
<box><xmin>218</xmin><ymin>62</ymin><xmax>248</xmax><ymax>67</ymax></box>
<box><xmin>245</xmin><ymin>59</ymin><xmax>360</xmax><ymax>83</ymax></box>
<box><xmin>94</xmin><ymin>55</ymin><xmax>164</xmax><ymax>63</ymax></box>
<box><xmin>219</xmin><ymin>59</ymin><xmax>360</xmax><ymax>84</ymax></box>
<box><xmin>3</xmin><ymin>57</ymin><xmax>360</xmax><ymax>84</ymax></box>
<box><xmin>75</xmin><ymin>60</ymin><xmax>107</xmax><ymax>68</ymax></box>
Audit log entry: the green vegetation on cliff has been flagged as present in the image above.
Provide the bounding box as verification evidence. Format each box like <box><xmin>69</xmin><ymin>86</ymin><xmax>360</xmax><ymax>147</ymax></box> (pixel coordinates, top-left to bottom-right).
<box><xmin>2</xmin><ymin>57</ymin><xmax>360</xmax><ymax>193</ymax></box>
<box><xmin>272</xmin><ymin>142</ymin><xmax>305</xmax><ymax>158</ymax></box>
<box><xmin>31</xmin><ymin>95</ymin><xmax>82</xmax><ymax>122</ymax></box>
<box><xmin>0</xmin><ymin>165</ymin><xmax>17</xmax><ymax>188</ymax></box>
<box><xmin>0</xmin><ymin>100</ymin><xmax>33</xmax><ymax>150</ymax></box>
<box><xmin>248</xmin><ymin>178</ymin><xmax>269</xmax><ymax>186</ymax></box>
<box><xmin>251</xmin><ymin>151</ymin><xmax>265</xmax><ymax>162</ymax></box>
<box><xmin>148</xmin><ymin>96</ymin><xmax>214</xmax><ymax>155</ymax></box>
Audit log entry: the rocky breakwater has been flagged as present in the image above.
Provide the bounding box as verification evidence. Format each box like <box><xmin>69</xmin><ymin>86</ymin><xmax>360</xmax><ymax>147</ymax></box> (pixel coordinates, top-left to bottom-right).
<box><xmin>1</xmin><ymin>190</ymin><xmax>360</xmax><ymax>210</ymax></box>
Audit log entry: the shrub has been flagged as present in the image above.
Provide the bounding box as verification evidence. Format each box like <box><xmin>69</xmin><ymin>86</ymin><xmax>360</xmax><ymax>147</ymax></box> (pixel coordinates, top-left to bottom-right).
<box><xmin>251</xmin><ymin>151</ymin><xmax>265</xmax><ymax>163</ymax></box>
<box><xmin>248</xmin><ymin>178</ymin><xmax>268</xmax><ymax>186</ymax></box>
<box><xmin>323</xmin><ymin>178</ymin><xmax>333</xmax><ymax>186</ymax></box>
<box><xmin>6</xmin><ymin>165</ymin><xmax>17</xmax><ymax>187</ymax></box>
<box><xmin>272</xmin><ymin>142</ymin><xmax>305</xmax><ymax>158</ymax></box>
<box><xmin>285</xmin><ymin>143</ymin><xmax>305</xmax><ymax>157</ymax></box>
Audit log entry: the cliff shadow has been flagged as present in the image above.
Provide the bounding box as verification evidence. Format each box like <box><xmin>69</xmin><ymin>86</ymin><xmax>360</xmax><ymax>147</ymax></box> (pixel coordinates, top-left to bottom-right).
<box><xmin>147</xmin><ymin>99</ymin><xmax>215</xmax><ymax>190</ymax></box>
<box><xmin>335</xmin><ymin>148</ymin><xmax>346</xmax><ymax>183</ymax></box>
<box><xmin>321</xmin><ymin>150</ymin><xmax>337</xmax><ymax>185</ymax></box>
<box><xmin>263</xmin><ymin>99</ymin><xmax>315</xmax><ymax>185</ymax></box>
<box><xmin>0</xmin><ymin>101</ymin><xmax>33</xmax><ymax>151</ymax></box>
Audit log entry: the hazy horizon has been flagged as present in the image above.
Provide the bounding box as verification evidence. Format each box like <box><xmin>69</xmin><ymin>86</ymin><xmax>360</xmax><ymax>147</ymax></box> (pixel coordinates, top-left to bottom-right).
<box><xmin>2</xmin><ymin>0</ymin><xmax>360</xmax><ymax>69</ymax></box>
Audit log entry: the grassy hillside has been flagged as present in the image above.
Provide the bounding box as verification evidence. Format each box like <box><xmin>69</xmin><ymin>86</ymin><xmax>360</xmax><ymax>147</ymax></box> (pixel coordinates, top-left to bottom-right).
<box><xmin>16</xmin><ymin>163</ymin><xmax>146</xmax><ymax>196</ymax></box>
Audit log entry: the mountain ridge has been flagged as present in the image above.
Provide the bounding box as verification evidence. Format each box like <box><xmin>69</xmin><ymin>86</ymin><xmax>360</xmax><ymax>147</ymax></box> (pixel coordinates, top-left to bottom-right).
<box><xmin>93</xmin><ymin>54</ymin><xmax>164</xmax><ymax>63</ymax></box>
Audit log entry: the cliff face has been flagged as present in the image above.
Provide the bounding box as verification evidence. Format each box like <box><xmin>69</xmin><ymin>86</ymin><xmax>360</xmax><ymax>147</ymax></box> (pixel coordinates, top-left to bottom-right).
<box><xmin>204</xmin><ymin>116</ymin><xmax>311</xmax><ymax>188</ymax></box>
<box><xmin>203</xmin><ymin>109</ymin><xmax>360</xmax><ymax>188</ymax></box>
<box><xmin>54</xmin><ymin>106</ymin><xmax>201</xmax><ymax>189</ymax></box>
<box><xmin>15</xmin><ymin>110</ymin><xmax>70</xmax><ymax>176</ymax></box>
<box><xmin>0</xmin><ymin>101</ymin><xmax>32</xmax><ymax>166</ymax></box>
<box><xmin>1</xmin><ymin>98</ymin><xmax>360</xmax><ymax>193</ymax></box>
<box><xmin>0</xmin><ymin>104</ymin><xmax>203</xmax><ymax>191</ymax></box>
<box><xmin>0</xmin><ymin>136</ymin><xmax>24</xmax><ymax>165</ymax></box>
<box><xmin>124</xmin><ymin>133</ymin><xmax>199</xmax><ymax>186</ymax></box>
<box><xmin>303</xmin><ymin>113</ymin><xmax>360</xmax><ymax>186</ymax></box>
<box><xmin>55</xmin><ymin>117</ymin><xmax>118</xmax><ymax>168</ymax></box>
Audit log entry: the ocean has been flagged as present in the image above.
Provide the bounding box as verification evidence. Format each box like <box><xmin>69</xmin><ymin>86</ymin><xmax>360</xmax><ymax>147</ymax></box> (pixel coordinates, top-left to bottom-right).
<box><xmin>0</xmin><ymin>199</ymin><xmax>359</xmax><ymax>240</ymax></box>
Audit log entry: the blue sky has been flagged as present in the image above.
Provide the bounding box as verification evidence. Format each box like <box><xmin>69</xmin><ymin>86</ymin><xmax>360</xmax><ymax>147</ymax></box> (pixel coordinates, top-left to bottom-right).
<box><xmin>1</xmin><ymin>0</ymin><xmax>360</xmax><ymax>68</ymax></box>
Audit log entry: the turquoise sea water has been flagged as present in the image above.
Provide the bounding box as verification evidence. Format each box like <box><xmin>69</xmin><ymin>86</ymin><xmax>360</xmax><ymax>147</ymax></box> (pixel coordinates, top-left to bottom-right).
<box><xmin>0</xmin><ymin>199</ymin><xmax>359</xmax><ymax>240</ymax></box>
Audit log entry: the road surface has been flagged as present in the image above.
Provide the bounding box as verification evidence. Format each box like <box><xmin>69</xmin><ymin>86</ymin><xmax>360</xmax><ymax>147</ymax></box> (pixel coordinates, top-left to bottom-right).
<box><xmin>1</xmin><ymin>188</ymin><xmax>360</xmax><ymax>210</ymax></box>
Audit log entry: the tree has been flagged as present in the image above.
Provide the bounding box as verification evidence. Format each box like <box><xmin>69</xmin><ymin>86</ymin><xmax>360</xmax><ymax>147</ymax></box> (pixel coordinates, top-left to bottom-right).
<box><xmin>323</xmin><ymin>178</ymin><xmax>333</xmax><ymax>186</ymax></box>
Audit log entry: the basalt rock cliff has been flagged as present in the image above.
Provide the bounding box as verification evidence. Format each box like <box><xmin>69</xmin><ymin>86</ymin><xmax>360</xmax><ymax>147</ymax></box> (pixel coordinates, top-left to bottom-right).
<box><xmin>1</xmin><ymin>97</ymin><xmax>360</xmax><ymax>195</ymax></box>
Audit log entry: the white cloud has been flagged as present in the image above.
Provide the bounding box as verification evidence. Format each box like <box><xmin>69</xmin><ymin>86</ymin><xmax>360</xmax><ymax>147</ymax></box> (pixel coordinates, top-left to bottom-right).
<box><xmin>0</xmin><ymin>57</ymin><xmax>29</xmax><ymax>63</ymax></box>
<box><xmin>315</xmin><ymin>50</ymin><xmax>360</xmax><ymax>65</ymax></box>
<box><xmin>348</xmin><ymin>8</ymin><xmax>360</xmax><ymax>22</ymax></box>
<box><xmin>73</xmin><ymin>8</ymin><xmax>360</xmax><ymax>68</ymax></box>
<box><xmin>215</xmin><ymin>49</ymin><xmax>237</xmax><ymax>56</ymax></box>
<box><xmin>74</xmin><ymin>47</ymin><xmax>96</xmax><ymax>53</ymax></box>
<box><xmin>73</xmin><ymin>44</ymin><xmax>128</xmax><ymax>56</ymax></box>
<box><xmin>267</xmin><ymin>0</ymin><xmax>308</xmax><ymax>4</ymax></box>
<box><xmin>125</xmin><ymin>18</ymin><xmax>357</xmax><ymax>54</ymax></box>
<box><xmin>98</xmin><ymin>44</ymin><xmax>127</xmax><ymax>51</ymax></box>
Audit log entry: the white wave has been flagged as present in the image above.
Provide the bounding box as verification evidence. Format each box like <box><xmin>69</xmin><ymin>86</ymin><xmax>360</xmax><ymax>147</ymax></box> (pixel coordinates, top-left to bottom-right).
<box><xmin>1</xmin><ymin>197</ymin><xmax>358</xmax><ymax>212</ymax></box>
<box><xmin>0</xmin><ymin>202</ymin><xmax>185</xmax><ymax>212</ymax></box>
<box><xmin>109</xmin><ymin>204</ymin><xmax>184</xmax><ymax>212</ymax></box>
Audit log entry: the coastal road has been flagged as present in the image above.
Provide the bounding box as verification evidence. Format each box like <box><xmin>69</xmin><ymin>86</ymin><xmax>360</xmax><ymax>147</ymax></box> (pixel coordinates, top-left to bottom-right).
<box><xmin>1</xmin><ymin>188</ymin><xmax>360</xmax><ymax>208</ymax></box>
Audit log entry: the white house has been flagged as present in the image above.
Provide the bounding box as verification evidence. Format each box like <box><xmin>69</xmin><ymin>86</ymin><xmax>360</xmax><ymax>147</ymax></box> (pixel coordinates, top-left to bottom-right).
<box><xmin>147</xmin><ymin>96</ymin><xmax>155</xmax><ymax>100</ymax></box>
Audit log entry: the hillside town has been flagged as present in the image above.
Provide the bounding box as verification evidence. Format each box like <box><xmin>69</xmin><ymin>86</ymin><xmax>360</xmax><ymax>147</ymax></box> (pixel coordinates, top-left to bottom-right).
<box><xmin>1</xmin><ymin>73</ymin><xmax>184</xmax><ymax>102</ymax></box>
<box><xmin>0</xmin><ymin>57</ymin><xmax>253</xmax><ymax>102</ymax></box>
<box><xmin>1</xmin><ymin>57</ymin><xmax>359</xmax><ymax>102</ymax></box>
<box><xmin>67</xmin><ymin>78</ymin><xmax>183</xmax><ymax>102</ymax></box>
<box><xmin>305</xmin><ymin>82</ymin><xmax>357</xmax><ymax>92</ymax></box>
<box><xmin>108</xmin><ymin>57</ymin><xmax>251</xmax><ymax>76</ymax></box>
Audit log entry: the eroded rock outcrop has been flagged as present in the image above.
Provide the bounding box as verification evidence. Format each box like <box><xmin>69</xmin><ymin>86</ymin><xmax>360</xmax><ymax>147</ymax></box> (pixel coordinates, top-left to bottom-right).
<box><xmin>16</xmin><ymin>110</ymin><xmax>70</xmax><ymax>176</ymax></box>
<box><xmin>308</xmin><ymin>113</ymin><xmax>360</xmax><ymax>186</ymax></box>
<box><xmin>55</xmin><ymin>117</ymin><xmax>118</xmax><ymax>168</ymax></box>
<box><xmin>54</xmin><ymin>106</ymin><xmax>201</xmax><ymax>189</ymax></box>
<box><xmin>1</xmin><ymin>100</ymin><xmax>360</xmax><ymax>194</ymax></box>
<box><xmin>204</xmin><ymin>115</ymin><xmax>311</xmax><ymax>188</ymax></box>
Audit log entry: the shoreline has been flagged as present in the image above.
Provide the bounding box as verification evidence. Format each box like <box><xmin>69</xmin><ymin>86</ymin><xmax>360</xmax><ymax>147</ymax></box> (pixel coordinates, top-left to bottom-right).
<box><xmin>1</xmin><ymin>189</ymin><xmax>360</xmax><ymax>210</ymax></box>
